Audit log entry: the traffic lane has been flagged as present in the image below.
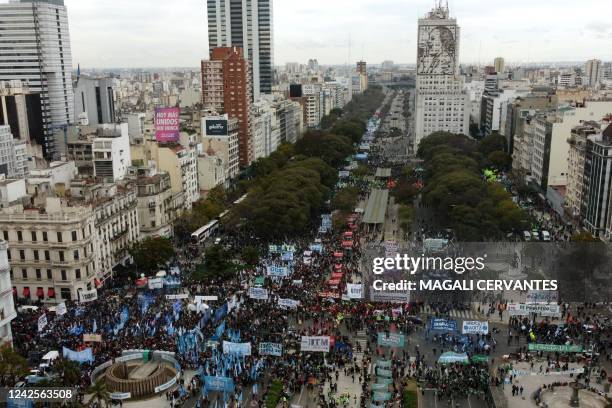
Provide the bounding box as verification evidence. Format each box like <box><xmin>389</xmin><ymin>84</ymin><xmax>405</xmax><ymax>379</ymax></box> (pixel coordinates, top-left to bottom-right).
<box><xmin>422</xmin><ymin>390</ymin><xmax>489</xmax><ymax>408</ymax></box>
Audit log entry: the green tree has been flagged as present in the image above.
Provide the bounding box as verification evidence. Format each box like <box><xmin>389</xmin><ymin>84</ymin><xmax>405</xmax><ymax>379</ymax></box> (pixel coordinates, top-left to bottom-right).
<box><xmin>86</xmin><ymin>380</ymin><xmax>110</xmax><ymax>408</ymax></box>
<box><xmin>332</xmin><ymin>187</ymin><xmax>360</xmax><ymax>213</ymax></box>
<box><xmin>52</xmin><ymin>359</ymin><xmax>82</xmax><ymax>386</ymax></box>
<box><xmin>196</xmin><ymin>245</ymin><xmax>236</xmax><ymax>281</ymax></box>
<box><xmin>241</xmin><ymin>246</ymin><xmax>260</xmax><ymax>266</ymax></box>
<box><xmin>0</xmin><ymin>346</ymin><xmax>29</xmax><ymax>384</ymax></box>
<box><xmin>130</xmin><ymin>237</ymin><xmax>174</xmax><ymax>274</ymax></box>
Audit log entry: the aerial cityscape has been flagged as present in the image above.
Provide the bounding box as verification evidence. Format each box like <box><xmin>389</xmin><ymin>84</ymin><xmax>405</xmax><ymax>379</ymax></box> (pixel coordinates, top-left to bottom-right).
<box><xmin>0</xmin><ymin>1</ymin><xmax>610</xmax><ymax>408</ymax></box>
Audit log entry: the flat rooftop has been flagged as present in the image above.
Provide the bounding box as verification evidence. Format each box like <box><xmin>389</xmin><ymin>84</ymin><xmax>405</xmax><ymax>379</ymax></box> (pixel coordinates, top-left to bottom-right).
<box><xmin>363</xmin><ymin>189</ymin><xmax>389</xmax><ymax>225</ymax></box>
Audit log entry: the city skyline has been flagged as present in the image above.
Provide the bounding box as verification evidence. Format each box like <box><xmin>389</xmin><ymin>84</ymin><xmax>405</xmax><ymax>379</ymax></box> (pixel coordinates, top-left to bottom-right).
<box><xmin>60</xmin><ymin>0</ymin><xmax>611</xmax><ymax>69</ymax></box>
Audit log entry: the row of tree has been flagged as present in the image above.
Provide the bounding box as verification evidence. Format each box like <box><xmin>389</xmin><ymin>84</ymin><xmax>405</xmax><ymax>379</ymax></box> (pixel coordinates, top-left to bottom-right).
<box><xmin>226</xmin><ymin>86</ymin><xmax>386</xmax><ymax>240</ymax></box>
<box><xmin>417</xmin><ymin>132</ymin><xmax>529</xmax><ymax>241</ymax></box>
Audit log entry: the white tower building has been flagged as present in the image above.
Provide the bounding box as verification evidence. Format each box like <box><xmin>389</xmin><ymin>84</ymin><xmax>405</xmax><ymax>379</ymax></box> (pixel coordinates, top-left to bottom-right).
<box><xmin>414</xmin><ymin>2</ymin><xmax>469</xmax><ymax>152</ymax></box>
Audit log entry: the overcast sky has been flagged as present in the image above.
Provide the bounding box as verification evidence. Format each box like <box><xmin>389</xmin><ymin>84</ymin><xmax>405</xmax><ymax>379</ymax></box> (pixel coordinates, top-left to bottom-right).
<box><xmin>64</xmin><ymin>0</ymin><xmax>612</xmax><ymax>69</ymax></box>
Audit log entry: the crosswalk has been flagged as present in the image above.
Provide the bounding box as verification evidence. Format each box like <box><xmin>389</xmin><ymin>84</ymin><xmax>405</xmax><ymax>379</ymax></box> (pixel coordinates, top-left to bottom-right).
<box><xmin>427</xmin><ymin>309</ymin><xmax>484</xmax><ymax>321</ymax></box>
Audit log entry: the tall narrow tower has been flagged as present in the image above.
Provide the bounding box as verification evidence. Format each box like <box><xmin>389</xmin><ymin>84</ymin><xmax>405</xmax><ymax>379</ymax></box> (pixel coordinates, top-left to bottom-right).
<box><xmin>414</xmin><ymin>2</ymin><xmax>469</xmax><ymax>151</ymax></box>
<box><xmin>206</xmin><ymin>0</ymin><xmax>274</xmax><ymax>100</ymax></box>
<box><xmin>0</xmin><ymin>0</ymin><xmax>75</xmax><ymax>159</ymax></box>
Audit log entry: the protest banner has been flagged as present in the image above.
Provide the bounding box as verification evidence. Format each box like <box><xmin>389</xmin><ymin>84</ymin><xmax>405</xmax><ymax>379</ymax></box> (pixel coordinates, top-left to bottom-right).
<box><xmin>507</xmin><ymin>303</ymin><xmax>561</xmax><ymax>317</ymax></box>
<box><xmin>278</xmin><ymin>298</ymin><xmax>300</xmax><ymax>309</ymax></box>
<box><xmin>346</xmin><ymin>283</ymin><xmax>363</xmax><ymax>299</ymax></box>
<box><xmin>462</xmin><ymin>320</ymin><xmax>489</xmax><ymax>334</ymax></box>
<box><xmin>37</xmin><ymin>314</ymin><xmax>47</xmax><ymax>332</ymax></box>
<box><xmin>222</xmin><ymin>341</ymin><xmax>252</xmax><ymax>356</ymax></box>
<box><xmin>56</xmin><ymin>302</ymin><xmax>67</xmax><ymax>316</ymax></box>
<box><xmin>83</xmin><ymin>334</ymin><xmax>102</xmax><ymax>342</ymax></box>
<box><xmin>430</xmin><ymin>318</ymin><xmax>457</xmax><ymax>332</ymax></box>
<box><xmin>249</xmin><ymin>287</ymin><xmax>269</xmax><ymax>300</ymax></box>
<box><xmin>258</xmin><ymin>342</ymin><xmax>282</xmax><ymax>357</ymax></box>
<box><xmin>377</xmin><ymin>332</ymin><xmax>405</xmax><ymax>347</ymax></box>
<box><xmin>300</xmin><ymin>336</ymin><xmax>330</xmax><ymax>352</ymax></box>
<box><xmin>79</xmin><ymin>288</ymin><xmax>98</xmax><ymax>303</ymax></box>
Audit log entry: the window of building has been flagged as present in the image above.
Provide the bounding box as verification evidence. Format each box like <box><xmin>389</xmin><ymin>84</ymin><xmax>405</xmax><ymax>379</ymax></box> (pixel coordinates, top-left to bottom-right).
<box><xmin>57</xmin><ymin>232</ymin><xmax>62</xmax><ymax>243</ymax></box>
<box><xmin>73</xmin><ymin>250</ymin><xmax>79</xmax><ymax>260</ymax></box>
<box><xmin>17</xmin><ymin>231</ymin><xmax>22</xmax><ymax>241</ymax></box>
<box><xmin>75</xmin><ymin>269</ymin><xmax>81</xmax><ymax>279</ymax></box>
<box><xmin>19</xmin><ymin>250</ymin><xmax>25</xmax><ymax>260</ymax></box>
<box><xmin>31</xmin><ymin>231</ymin><xmax>37</xmax><ymax>242</ymax></box>
<box><xmin>34</xmin><ymin>250</ymin><xmax>39</xmax><ymax>261</ymax></box>
<box><xmin>72</xmin><ymin>231</ymin><xmax>77</xmax><ymax>241</ymax></box>
<box><xmin>47</xmin><ymin>269</ymin><xmax>52</xmax><ymax>280</ymax></box>
<box><xmin>21</xmin><ymin>269</ymin><xmax>27</xmax><ymax>279</ymax></box>
<box><xmin>45</xmin><ymin>250</ymin><xmax>50</xmax><ymax>261</ymax></box>
<box><xmin>43</xmin><ymin>231</ymin><xmax>48</xmax><ymax>242</ymax></box>
<box><xmin>60</xmin><ymin>288</ymin><xmax>71</xmax><ymax>300</ymax></box>
<box><xmin>2</xmin><ymin>231</ymin><xmax>7</xmax><ymax>240</ymax></box>
<box><xmin>59</xmin><ymin>251</ymin><xmax>64</xmax><ymax>262</ymax></box>
<box><xmin>35</xmin><ymin>269</ymin><xmax>41</xmax><ymax>280</ymax></box>
<box><xmin>61</xmin><ymin>270</ymin><xmax>67</xmax><ymax>281</ymax></box>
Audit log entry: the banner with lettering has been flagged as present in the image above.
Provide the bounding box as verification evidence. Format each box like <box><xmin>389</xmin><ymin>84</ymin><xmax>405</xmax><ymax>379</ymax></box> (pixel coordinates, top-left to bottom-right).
<box><xmin>300</xmin><ymin>336</ymin><xmax>330</xmax><ymax>352</ymax></box>
<box><xmin>222</xmin><ymin>341</ymin><xmax>252</xmax><ymax>356</ymax></box>
<box><xmin>249</xmin><ymin>287</ymin><xmax>269</xmax><ymax>300</ymax></box>
<box><xmin>461</xmin><ymin>320</ymin><xmax>489</xmax><ymax>335</ymax></box>
<box><xmin>258</xmin><ymin>342</ymin><xmax>282</xmax><ymax>357</ymax></box>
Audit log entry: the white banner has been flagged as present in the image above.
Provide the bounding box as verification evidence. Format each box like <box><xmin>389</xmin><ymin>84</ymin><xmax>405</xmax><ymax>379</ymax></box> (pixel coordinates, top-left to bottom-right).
<box><xmin>249</xmin><ymin>287</ymin><xmax>269</xmax><ymax>300</ymax></box>
<box><xmin>165</xmin><ymin>294</ymin><xmax>189</xmax><ymax>300</ymax></box>
<box><xmin>346</xmin><ymin>283</ymin><xmax>363</xmax><ymax>299</ymax></box>
<box><xmin>508</xmin><ymin>303</ymin><xmax>561</xmax><ymax>317</ymax></box>
<box><xmin>56</xmin><ymin>302</ymin><xmax>67</xmax><ymax>316</ymax></box>
<box><xmin>79</xmin><ymin>288</ymin><xmax>98</xmax><ymax>303</ymax></box>
<box><xmin>300</xmin><ymin>336</ymin><xmax>330</xmax><ymax>352</ymax></box>
<box><xmin>370</xmin><ymin>289</ymin><xmax>410</xmax><ymax>303</ymax></box>
<box><xmin>37</xmin><ymin>314</ymin><xmax>47</xmax><ymax>332</ymax></box>
<box><xmin>195</xmin><ymin>295</ymin><xmax>218</xmax><ymax>303</ymax></box>
<box><xmin>222</xmin><ymin>341</ymin><xmax>252</xmax><ymax>356</ymax></box>
<box><xmin>148</xmin><ymin>278</ymin><xmax>164</xmax><ymax>289</ymax></box>
<box><xmin>462</xmin><ymin>320</ymin><xmax>489</xmax><ymax>334</ymax></box>
<box><xmin>526</xmin><ymin>290</ymin><xmax>558</xmax><ymax>304</ymax></box>
<box><xmin>278</xmin><ymin>298</ymin><xmax>300</xmax><ymax>309</ymax></box>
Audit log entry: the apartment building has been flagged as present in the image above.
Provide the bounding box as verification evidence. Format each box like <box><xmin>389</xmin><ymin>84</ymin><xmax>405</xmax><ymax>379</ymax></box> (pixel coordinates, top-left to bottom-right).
<box><xmin>135</xmin><ymin>172</ymin><xmax>174</xmax><ymax>238</ymax></box>
<box><xmin>565</xmin><ymin>123</ymin><xmax>599</xmax><ymax>219</ymax></box>
<box><xmin>2</xmin><ymin>199</ymin><xmax>97</xmax><ymax>302</ymax></box>
<box><xmin>0</xmin><ymin>239</ymin><xmax>16</xmax><ymax>346</ymax></box>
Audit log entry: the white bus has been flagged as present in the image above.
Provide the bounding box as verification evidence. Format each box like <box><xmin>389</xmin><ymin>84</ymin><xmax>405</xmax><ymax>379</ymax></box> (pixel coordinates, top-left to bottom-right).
<box><xmin>191</xmin><ymin>220</ymin><xmax>219</xmax><ymax>245</ymax></box>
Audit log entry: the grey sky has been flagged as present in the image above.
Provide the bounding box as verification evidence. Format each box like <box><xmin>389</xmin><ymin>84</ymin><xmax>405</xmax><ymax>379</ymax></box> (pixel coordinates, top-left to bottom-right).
<box><xmin>64</xmin><ymin>0</ymin><xmax>612</xmax><ymax>68</ymax></box>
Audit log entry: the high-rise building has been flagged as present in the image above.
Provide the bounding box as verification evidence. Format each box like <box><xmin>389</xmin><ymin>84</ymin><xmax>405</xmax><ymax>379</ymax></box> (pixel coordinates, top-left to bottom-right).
<box><xmin>414</xmin><ymin>3</ymin><xmax>469</xmax><ymax>150</ymax></box>
<box><xmin>206</xmin><ymin>0</ymin><xmax>274</xmax><ymax>99</ymax></box>
<box><xmin>202</xmin><ymin>47</ymin><xmax>253</xmax><ymax>166</ymax></box>
<box><xmin>0</xmin><ymin>0</ymin><xmax>75</xmax><ymax>159</ymax></box>
<box><xmin>0</xmin><ymin>81</ymin><xmax>44</xmax><ymax>144</ymax></box>
<box><xmin>493</xmin><ymin>57</ymin><xmax>505</xmax><ymax>74</ymax></box>
<box><xmin>585</xmin><ymin>59</ymin><xmax>602</xmax><ymax>87</ymax></box>
<box><xmin>74</xmin><ymin>75</ymin><xmax>116</xmax><ymax>126</ymax></box>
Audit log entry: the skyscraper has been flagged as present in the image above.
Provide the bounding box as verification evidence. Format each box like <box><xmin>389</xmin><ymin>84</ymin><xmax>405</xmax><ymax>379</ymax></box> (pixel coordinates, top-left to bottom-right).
<box><xmin>414</xmin><ymin>2</ymin><xmax>469</xmax><ymax>151</ymax></box>
<box><xmin>494</xmin><ymin>57</ymin><xmax>505</xmax><ymax>74</ymax></box>
<box><xmin>585</xmin><ymin>59</ymin><xmax>602</xmax><ymax>87</ymax></box>
<box><xmin>0</xmin><ymin>0</ymin><xmax>74</xmax><ymax>159</ymax></box>
<box><xmin>206</xmin><ymin>0</ymin><xmax>274</xmax><ymax>100</ymax></box>
<box><xmin>202</xmin><ymin>47</ymin><xmax>253</xmax><ymax>166</ymax></box>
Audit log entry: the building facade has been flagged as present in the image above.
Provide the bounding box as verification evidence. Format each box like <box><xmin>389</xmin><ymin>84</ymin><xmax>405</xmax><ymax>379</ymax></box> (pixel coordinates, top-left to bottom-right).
<box><xmin>206</xmin><ymin>0</ymin><xmax>274</xmax><ymax>98</ymax></box>
<box><xmin>135</xmin><ymin>172</ymin><xmax>174</xmax><ymax>239</ymax></box>
<box><xmin>0</xmin><ymin>0</ymin><xmax>75</xmax><ymax>159</ymax></box>
<box><xmin>202</xmin><ymin>47</ymin><xmax>253</xmax><ymax>166</ymax></box>
<box><xmin>414</xmin><ymin>4</ymin><xmax>469</xmax><ymax>151</ymax></box>
<box><xmin>0</xmin><ymin>239</ymin><xmax>16</xmax><ymax>346</ymax></box>
<box><xmin>74</xmin><ymin>75</ymin><xmax>116</xmax><ymax>126</ymax></box>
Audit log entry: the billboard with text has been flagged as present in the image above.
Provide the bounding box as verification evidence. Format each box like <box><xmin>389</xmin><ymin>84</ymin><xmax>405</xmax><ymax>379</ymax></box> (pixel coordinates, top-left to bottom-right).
<box><xmin>155</xmin><ymin>107</ymin><xmax>180</xmax><ymax>142</ymax></box>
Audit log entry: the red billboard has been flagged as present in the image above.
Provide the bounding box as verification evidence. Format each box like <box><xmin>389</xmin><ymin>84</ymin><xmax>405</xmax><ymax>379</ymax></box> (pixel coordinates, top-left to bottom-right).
<box><xmin>155</xmin><ymin>107</ymin><xmax>180</xmax><ymax>142</ymax></box>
